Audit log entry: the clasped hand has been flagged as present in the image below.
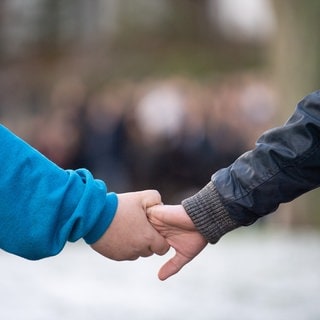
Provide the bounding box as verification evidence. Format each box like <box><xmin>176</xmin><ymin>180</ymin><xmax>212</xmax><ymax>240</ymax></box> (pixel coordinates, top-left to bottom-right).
<box><xmin>147</xmin><ymin>204</ymin><xmax>208</xmax><ymax>280</ymax></box>
<box><xmin>91</xmin><ymin>190</ymin><xmax>207</xmax><ymax>281</ymax></box>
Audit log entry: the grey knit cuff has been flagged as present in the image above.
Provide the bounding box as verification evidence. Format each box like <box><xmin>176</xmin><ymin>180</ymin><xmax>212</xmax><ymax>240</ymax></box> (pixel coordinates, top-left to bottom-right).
<box><xmin>182</xmin><ymin>181</ymin><xmax>240</xmax><ymax>244</ymax></box>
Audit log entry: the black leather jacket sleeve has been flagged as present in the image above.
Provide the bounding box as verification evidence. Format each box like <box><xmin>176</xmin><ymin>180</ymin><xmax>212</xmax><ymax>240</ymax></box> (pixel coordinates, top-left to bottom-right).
<box><xmin>182</xmin><ymin>90</ymin><xmax>320</xmax><ymax>243</ymax></box>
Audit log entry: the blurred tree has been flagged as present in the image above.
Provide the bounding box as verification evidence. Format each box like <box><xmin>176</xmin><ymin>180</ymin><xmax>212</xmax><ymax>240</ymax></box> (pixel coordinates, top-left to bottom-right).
<box><xmin>271</xmin><ymin>1</ymin><xmax>320</xmax><ymax>119</ymax></box>
<box><xmin>36</xmin><ymin>0</ymin><xmax>66</xmax><ymax>53</ymax></box>
<box><xmin>0</xmin><ymin>1</ymin><xmax>5</xmax><ymax>57</ymax></box>
<box><xmin>163</xmin><ymin>0</ymin><xmax>212</xmax><ymax>42</ymax></box>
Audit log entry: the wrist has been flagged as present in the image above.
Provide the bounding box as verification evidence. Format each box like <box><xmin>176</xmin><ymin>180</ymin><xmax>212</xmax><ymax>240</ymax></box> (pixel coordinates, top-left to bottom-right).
<box><xmin>182</xmin><ymin>182</ymin><xmax>240</xmax><ymax>243</ymax></box>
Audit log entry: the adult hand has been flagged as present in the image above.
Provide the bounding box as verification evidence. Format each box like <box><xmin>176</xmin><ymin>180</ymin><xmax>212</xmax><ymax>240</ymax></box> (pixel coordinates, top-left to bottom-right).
<box><xmin>147</xmin><ymin>205</ymin><xmax>208</xmax><ymax>281</ymax></box>
<box><xmin>91</xmin><ymin>190</ymin><xmax>170</xmax><ymax>261</ymax></box>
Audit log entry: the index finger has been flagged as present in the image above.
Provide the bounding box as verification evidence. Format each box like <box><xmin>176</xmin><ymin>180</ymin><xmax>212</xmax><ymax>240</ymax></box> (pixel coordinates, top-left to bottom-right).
<box><xmin>158</xmin><ymin>251</ymin><xmax>188</xmax><ymax>280</ymax></box>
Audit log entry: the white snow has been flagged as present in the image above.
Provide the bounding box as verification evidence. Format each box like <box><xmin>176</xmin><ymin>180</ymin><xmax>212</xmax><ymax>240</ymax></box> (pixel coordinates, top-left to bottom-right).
<box><xmin>0</xmin><ymin>228</ymin><xmax>320</xmax><ymax>320</ymax></box>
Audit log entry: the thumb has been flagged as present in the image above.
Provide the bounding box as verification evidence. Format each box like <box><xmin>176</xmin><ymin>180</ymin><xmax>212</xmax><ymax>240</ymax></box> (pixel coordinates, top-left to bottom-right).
<box><xmin>158</xmin><ymin>252</ymin><xmax>189</xmax><ymax>281</ymax></box>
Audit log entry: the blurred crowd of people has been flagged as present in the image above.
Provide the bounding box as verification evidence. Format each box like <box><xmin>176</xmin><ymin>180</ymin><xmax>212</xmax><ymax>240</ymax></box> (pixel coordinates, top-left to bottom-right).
<box><xmin>1</xmin><ymin>75</ymin><xmax>277</xmax><ymax>203</ymax></box>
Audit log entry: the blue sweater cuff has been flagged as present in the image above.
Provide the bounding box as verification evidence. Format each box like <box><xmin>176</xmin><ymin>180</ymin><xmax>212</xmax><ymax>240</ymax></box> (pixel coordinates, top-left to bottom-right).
<box><xmin>84</xmin><ymin>192</ymin><xmax>118</xmax><ymax>244</ymax></box>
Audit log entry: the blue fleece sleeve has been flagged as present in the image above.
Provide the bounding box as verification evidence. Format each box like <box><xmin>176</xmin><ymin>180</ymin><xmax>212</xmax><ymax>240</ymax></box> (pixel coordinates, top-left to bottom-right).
<box><xmin>0</xmin><ymin>125</ymin><xmax>118</xmax><ymax>260</ymax></box>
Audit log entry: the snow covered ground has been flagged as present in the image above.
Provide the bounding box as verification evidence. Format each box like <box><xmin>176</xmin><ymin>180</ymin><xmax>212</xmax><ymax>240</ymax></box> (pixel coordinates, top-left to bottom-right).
<box><xmin>1</xmin><ymin>228</ymin><xmax>320</xmax><ymax>320</ymax></box>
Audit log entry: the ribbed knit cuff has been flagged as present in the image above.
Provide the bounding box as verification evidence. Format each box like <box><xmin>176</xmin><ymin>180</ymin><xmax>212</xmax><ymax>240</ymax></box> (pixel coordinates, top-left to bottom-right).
<box><xmin>182</xmin><ymin>182</ymin><xmax>240</xmax><ymax>244</ymax></box>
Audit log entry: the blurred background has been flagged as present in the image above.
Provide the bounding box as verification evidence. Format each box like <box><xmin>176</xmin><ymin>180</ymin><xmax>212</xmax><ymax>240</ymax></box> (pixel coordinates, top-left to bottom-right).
<box><xmin>1</xmin><ymin>0</ymin><xmax>320</xmax><ymax>319</ymax></box>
